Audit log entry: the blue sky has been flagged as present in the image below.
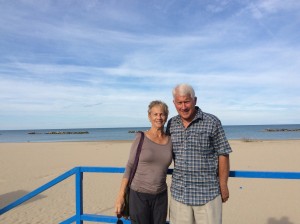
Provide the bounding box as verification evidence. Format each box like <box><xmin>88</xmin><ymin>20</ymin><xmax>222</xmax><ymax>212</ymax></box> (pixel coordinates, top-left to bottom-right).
<box><xmin>1</xmin><ymin>0</ymin><xmax>300</xmax><ymax>130</ymax></box>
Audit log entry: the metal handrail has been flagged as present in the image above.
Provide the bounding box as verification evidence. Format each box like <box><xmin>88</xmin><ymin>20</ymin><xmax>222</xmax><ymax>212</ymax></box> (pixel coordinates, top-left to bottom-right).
<box><xmin>1</xmin><ymin>166</ymin><xmax>300</xmax><ymax>223</ymax></box>
<box><xmin>0</xmin><ymin>167</ymin><xmax>77</xmax><ymax>215</ymax></box>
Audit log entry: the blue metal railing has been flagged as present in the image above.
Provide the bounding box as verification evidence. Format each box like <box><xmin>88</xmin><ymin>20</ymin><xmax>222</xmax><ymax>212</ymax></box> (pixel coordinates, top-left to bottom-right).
<box><xmin>1</xmin><ymin>167</ymin><xmax>300</xmax><ymax>223</ymax></box>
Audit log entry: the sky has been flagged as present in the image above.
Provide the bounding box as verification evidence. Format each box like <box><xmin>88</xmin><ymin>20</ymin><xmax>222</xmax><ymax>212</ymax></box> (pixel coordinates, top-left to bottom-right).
<box><xmin>0</xmin><ymin>0</ymin><xmax>300</xmax><ymax>130</ymax></box>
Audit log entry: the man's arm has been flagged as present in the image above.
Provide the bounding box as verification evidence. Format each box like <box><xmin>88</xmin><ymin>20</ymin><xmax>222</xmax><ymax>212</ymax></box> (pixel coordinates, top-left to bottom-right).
<box><xmin>218</xmin><ymin>154</ymin><xmax>230</xmax><ymax>202</ymax></box>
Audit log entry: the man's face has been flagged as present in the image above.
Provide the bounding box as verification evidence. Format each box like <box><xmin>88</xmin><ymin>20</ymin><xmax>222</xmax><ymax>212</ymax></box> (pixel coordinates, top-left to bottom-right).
<box><xmin>173</xmin><ymin>94</ymin><xmax>197</xmax><ymax>122</ymax></box>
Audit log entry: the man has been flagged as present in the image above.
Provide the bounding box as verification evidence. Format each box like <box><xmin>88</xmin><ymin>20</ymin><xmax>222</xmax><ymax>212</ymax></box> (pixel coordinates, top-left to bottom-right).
<box><xmin>166</xmin><ymin>83</ymin><xmax>232</xmax><ymax>224</ymax></box>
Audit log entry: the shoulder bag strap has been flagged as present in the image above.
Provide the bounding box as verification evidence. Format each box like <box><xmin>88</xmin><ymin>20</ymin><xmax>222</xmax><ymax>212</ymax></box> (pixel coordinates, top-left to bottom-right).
<box><xmin>128</xmin><ymin>131</ymin><xmax>144</xmax><ymax>187</ymax></box>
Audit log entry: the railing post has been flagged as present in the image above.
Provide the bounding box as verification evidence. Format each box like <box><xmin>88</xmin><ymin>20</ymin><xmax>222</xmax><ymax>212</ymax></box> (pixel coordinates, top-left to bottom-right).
<box><xmin>76</xmin><ymin>167</ymin><xmax>83</xmax><ymax>224</ymax></box>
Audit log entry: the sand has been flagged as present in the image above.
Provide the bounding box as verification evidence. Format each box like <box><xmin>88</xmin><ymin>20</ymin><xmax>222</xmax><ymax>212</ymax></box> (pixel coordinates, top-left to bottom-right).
<box><xmin>0</xmin><ymin>140</ymin><xmax>300</xmax><ymax>224</ymax></box>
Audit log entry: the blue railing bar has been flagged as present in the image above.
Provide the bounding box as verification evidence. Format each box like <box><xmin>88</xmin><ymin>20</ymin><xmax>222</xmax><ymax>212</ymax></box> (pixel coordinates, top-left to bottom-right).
<box><xmin>78</xmin><ymin>167</ymin><xmax>300</xmax><ymax>179</ymax></box>
<box><xmin>59</xmin><ymin>215</ymin><xmax>76</xmax><ymax>224</ymax></box>
<box><xmin>0</xmin><ymin>167</ymin><xmax>78</xmax><ymax>215</ymax></box>
<box><xmin>76</xmin><ymin>169</ymin><xmax>83</xmax><ymax>224</ymax></box>
<box><xmin>229</xmin><ymin>170</ymin><xmax>300</xmax><ymax>179</ymax></box>
<box><xmin>79</xmin><ymin>214</ymin><xmax>170</xmax><ymax>224</ymax></box>
<box><xmin>2</xmin><ymin>166</ymin><xmax>300</xmax><ymax>223</ymax></box>
<box><xmin>168</xmin><ymin>169</ymin><xmax>300</xmax><ymax>179</ymax></box>
<box><xmin>80</xmin><ymin>166</ymin><xmax>172</xmax><ymax>175</ymax></box>
<box><xmin>80</xmin><ymin>166</ymin><xmax>125</xmax><ymax>173</ymax></box>
<box><xmin>80</xmin><ymin>214</ymin><xmax>131</xmax><ymax>223</ymax></box>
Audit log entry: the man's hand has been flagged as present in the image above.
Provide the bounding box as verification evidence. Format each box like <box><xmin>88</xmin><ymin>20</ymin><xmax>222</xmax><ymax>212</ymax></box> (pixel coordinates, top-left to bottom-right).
<box><xmin>220</xmin><ymin>183</ymin><xmax>229</xmax><ymax>202</ymax></box>
<box><xmin>218</xmin><ymin>155</ymin><xmax>230</xmax><ymax>203</ymax></box>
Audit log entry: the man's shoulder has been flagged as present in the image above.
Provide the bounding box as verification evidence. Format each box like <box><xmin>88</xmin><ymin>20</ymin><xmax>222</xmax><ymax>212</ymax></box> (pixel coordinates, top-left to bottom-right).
<box><xmin>202</xmin><ymin>111</ymin><xmax>219</xmax><ymax>119</ymax></box>
<box><xmin>201</xmin><ymin>111</ymin><xmax>221</xmax><ymax>124</ymax></box>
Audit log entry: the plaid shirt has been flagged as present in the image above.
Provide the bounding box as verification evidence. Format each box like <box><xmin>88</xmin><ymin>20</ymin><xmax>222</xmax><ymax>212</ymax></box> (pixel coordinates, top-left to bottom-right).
<box><xmin>166</xmin><ymin>107</ymin><xmax>232</xmax><ymax>206</ymax></box>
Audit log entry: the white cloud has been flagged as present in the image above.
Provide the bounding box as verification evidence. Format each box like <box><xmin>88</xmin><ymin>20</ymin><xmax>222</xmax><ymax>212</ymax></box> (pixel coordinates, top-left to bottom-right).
<box><xmin>0</xmin><ymin>0</ymin><xmax>300</xmax><ymax>129</ymax></box>
<box><xmin>248</xmin><ymin>0</ymin><xmax>300</xmax><ymax>19</ymax></box>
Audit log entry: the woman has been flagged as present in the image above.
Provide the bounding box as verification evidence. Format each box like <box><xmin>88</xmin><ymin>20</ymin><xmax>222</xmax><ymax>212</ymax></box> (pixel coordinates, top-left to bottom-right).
<box><xmin>115</xmin><ymin>100</ymin><xmax>172</xmax><ymax>224</ymax></box>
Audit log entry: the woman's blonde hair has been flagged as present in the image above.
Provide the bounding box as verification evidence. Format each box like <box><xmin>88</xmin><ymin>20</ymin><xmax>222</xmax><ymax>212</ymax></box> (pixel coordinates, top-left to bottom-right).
<box><xmin>148</xmin><ymin>100</ymin><xmax>169</xmax><ymax>116</ymax></box>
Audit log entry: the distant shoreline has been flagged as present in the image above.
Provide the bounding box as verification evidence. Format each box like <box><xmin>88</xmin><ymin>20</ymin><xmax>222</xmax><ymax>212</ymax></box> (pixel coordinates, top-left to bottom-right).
<box><xmin>1</xmin><ymin>124</ymin><xmax>300</xmax><ymax>143</ymax></box>
<box><xmin>1</xmin><ymin>139</ymin><xmax>300</xmax><ymax>144</ymax></box>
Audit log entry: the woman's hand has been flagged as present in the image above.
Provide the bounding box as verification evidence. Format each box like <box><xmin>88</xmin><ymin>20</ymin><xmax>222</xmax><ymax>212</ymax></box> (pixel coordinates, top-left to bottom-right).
<box><xmin>115</xmin><ymin>195</ymin><xmax>125</xmax><ymax>218</ymax></box>
<box><xmin>115</xmin><ymin>178</ymin><xmax>129</xmax><ymax>218</ymax></box>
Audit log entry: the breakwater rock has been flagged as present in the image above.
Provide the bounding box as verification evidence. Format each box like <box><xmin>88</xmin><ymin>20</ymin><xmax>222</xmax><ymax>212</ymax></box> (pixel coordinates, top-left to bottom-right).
<box><xmin>46</xmin><ymin>131</ymin><xmax>89</xmax><ymax>134</ymax></box>
<box><xmin>28</xmin><ymin>132</ymin><xmax>42</xmax><ymax>134</ymax></box>
<box><xmin>264</xmin><ymin>128</ymin><xmax>300</xmax><ymax>132</ymax></box>
<box><xmin>28</xmin><ymin>131</ymin><xmax>89</xmax><ymax>134</ymax></box>
<box><xmin>128</xmin><ymin>130</ymin><xmax>140</xmax><ymax>133</ymax></box>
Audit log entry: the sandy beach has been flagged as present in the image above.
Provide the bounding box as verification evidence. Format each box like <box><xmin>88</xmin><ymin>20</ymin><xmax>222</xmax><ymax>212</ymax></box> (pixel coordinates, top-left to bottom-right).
<box><xmin>1</xmin><ymin>140</ymin><xmax>300</xmax><ymax>224</ymax></box>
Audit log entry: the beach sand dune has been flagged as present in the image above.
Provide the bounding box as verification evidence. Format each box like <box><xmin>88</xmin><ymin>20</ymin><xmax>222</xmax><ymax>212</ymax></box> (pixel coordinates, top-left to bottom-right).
<box><xmin>0</xmin><ymin>140</ymin><xmax>300</xmax><ymax>224</ymax></box>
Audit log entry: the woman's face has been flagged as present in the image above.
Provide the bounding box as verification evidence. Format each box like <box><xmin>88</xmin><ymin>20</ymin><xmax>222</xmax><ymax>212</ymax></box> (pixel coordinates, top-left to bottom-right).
<box><xmin>148</xmin><ymin>105</ymin><xmax>167</xmax><ymax>129</ymax></box>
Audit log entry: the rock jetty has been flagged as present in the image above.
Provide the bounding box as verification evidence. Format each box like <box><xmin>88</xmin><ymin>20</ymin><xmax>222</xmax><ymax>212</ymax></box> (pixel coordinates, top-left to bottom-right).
<box><xmin>46</xmin><ymin>131</ymin><xmax>89</xmax><ymax>134</ymax></box>
<box><xmin>27</xmin><ymin>132</ymin><xmax>42</xmax><ymax>134</ymax></box>
<box><xmin>264</xmin><ymin>128</ymin><xmax>300</xmax><ymax>132</ymax></box>
<box><xmin>128</xmin><ymin>130</ymin><xmax>141</xmax><ymax>133</ymax></box>
<box><xmin>28</xmin><ymin>131</ymin><xmax>89</xmax><ymax>134</ymax></box>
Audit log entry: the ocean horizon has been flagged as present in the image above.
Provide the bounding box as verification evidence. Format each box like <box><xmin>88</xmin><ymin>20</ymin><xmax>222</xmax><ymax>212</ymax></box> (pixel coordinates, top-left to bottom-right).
<box><xmin>1</xmin><ymin>124</ymin><xmax>300</xmax><ymax>143</ymax></box>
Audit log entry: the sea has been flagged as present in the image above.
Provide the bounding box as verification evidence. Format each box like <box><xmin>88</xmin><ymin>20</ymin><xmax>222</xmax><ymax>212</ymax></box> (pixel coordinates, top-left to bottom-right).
<box><xmin>0</xmin><ymin>124</ymin><xmax>300</xmax><ymax>143</ymax></box>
